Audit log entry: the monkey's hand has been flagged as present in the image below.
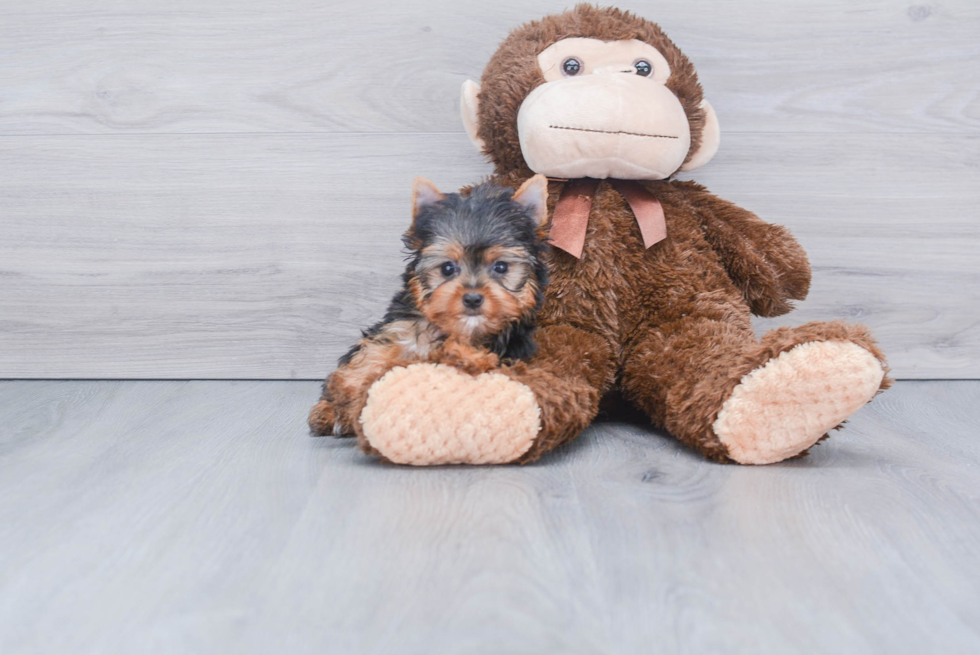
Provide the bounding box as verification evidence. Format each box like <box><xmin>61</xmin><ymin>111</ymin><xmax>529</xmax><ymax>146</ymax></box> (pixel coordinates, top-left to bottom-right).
<box><xmin>683</xmin><ymin>182</ymin><xmax>811</xmax><ymax>317</ymax></box>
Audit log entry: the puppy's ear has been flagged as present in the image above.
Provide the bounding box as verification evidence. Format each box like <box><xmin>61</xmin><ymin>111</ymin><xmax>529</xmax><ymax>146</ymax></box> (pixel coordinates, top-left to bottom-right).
<box><xmin>406</xmin><ymin>177</ymin><xmax>444</xmax><ymax>251</ymax></box>
<box><xmin>412</xmin><ymin>177</ymin><xmax>445</xmax><ymax>219</ymax></box>
<box><xmin>512</xmin><ymin>174</ymin><xmax>549</xmax><ymax>227</ymax></box>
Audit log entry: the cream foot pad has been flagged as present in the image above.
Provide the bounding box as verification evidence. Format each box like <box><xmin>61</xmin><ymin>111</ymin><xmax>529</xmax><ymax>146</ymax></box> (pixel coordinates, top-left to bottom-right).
<box><xmin>360</xmin><ymin>363</ymin><xmax>541</xmax><ymax>465</ymax></box>
<box><xmin>713</xmin><ymin>341</ymin><xmax>885</xmax><ymax>465</ymax></box>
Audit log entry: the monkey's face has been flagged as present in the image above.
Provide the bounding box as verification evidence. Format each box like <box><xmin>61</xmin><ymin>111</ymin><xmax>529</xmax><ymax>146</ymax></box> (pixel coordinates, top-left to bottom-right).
<box><xmin>461</xmin><ymin>12</ymin><xmax>721</xmax><ymax>179</ymax></box>
<box><xmin>517</xmin><ymin>38</ymin><xmax>691</xmax><ymax>180</ymax></box>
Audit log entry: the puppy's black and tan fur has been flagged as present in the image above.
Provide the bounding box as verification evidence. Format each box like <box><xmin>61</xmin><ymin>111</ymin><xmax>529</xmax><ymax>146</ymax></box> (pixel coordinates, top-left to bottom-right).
<box><xmin>309</xmin><ymin>175</ymin><xmax>550</xmax><ymax>438</ymax></box>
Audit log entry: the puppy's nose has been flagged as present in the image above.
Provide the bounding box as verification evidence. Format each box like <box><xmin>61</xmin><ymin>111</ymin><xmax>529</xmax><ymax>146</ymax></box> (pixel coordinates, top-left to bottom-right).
<box><xmin>462</xmin><ymin>292</ymin><xmax>484</xmax><ymax>309</ymax></box>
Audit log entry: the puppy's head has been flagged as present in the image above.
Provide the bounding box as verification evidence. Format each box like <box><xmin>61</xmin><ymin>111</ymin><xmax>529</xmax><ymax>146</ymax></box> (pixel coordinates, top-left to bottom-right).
<box><xmin>404</xmin><ymin>175</ymin><xmax>549</xmax><ymax>341</ymax></box>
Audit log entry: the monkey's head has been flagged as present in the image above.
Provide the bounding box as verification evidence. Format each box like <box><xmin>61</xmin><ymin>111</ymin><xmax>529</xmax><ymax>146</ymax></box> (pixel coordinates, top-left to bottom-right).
<box><xmin>461</xmin><ymin>5</ymin><xmax>720</xmax><ymax>180</ymax></box>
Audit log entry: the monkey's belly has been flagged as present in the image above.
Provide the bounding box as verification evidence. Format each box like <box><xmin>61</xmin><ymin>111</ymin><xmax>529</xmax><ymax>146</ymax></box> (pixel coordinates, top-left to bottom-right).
<box><xmin>543</xmin><ymin>194</ymin><xmax>740</xmax><ymax>341</ymax></box>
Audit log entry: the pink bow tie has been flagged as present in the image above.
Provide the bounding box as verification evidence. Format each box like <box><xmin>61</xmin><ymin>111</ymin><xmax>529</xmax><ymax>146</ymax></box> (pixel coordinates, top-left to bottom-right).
<box><xmin>548</xmin><ymin>179</ymin><xmax>667</xmax><ymax>259</ymax></box>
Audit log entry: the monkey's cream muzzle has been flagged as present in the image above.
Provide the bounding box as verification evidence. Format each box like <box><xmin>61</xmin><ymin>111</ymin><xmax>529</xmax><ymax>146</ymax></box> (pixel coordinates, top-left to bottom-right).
<box><xmin>517</xmin><ymin>73</ymin><xmax>692</xmax><ymax>180</ymax></box>
<box><xmin>460</xmin><ymin>37</ymin><xmax>720</xmax><ymax>178</ymax></box>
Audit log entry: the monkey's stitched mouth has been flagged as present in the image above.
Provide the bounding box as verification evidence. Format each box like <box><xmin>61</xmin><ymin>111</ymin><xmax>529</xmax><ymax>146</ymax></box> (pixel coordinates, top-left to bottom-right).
<box><xmin>549</xmin><ymin>125</ymin><xmax>678</xmax><ymax>139</ymax></box>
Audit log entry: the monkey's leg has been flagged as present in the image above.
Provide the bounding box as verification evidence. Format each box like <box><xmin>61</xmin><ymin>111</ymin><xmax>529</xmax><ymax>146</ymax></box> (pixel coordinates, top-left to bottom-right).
<box><xmin>621</xmin><ymin>316</ymin><xmax>890</xmax><ymax>464</ymax></box>
<box><xmin>356</xmin><ymin>325</ymin><xmax>615</xmax><ymax>465</ymax></box>
<box><xmin>504</xmin><ymin>324</ymin><xmax>616</xmax><ymax>463</ymax></box>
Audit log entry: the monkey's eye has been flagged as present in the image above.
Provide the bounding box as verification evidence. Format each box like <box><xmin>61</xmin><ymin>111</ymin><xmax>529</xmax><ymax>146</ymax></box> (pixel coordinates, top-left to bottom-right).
<box><xmin>440</xmin><ymin>262</ymin><xmax>457</xmax><ymax>278</ymax></box>
<box><xmin>634</xmin><ymin>60</ymin><xmax>652</xmax><ymax>77</ymax></box>
<box><xmin>562</xmin><ymin>57</ymin><xmax>582</xmax><ymax>76</ymax></box>
<box><xmin>492</xmin><ymin>261</ymin><xmax>509</xmax><ymax>275</ymax></box>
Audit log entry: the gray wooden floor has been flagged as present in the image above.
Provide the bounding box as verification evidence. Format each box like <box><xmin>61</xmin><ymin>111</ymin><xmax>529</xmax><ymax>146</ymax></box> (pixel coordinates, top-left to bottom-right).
<box><xmin>1</xmin><ymin>380</ymin><xmax>978</xmax><ymax>654</ymax></box>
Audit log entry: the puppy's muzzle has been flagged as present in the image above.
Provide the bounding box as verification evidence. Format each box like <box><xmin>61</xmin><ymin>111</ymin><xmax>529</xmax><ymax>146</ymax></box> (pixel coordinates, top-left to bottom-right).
<box><xmin>462</xmin><ymin>293</ymin><xmax>484</xmax><ymax>312</ymax></box>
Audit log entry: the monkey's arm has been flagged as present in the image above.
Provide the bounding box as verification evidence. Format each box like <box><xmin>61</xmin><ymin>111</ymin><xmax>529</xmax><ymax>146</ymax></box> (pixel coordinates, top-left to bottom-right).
<box><xmin>686</xmin><ymin>185</ymin><xmax>811</xmax><ymax>317</ymax></box>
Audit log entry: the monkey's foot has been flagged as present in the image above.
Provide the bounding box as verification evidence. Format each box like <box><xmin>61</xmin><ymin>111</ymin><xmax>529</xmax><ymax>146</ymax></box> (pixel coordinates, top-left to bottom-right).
<box><xmin>359</xmin><ymin>363</ymin><xmax>540</xmax><ymax>465</ymax></box>
<box><xmin>713</xmin><ymin>341</ymin><xmax>885</xmax><ymax>465</ymax></box>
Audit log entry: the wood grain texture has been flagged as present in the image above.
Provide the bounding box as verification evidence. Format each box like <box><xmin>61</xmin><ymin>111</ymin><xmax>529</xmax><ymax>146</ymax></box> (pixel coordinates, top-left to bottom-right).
<box><xmin>1</xmin><ymin>0</ymin><xmax>977</xmax><ymax>378</ymax></box>
<box><xmin>0</xmin><ymin>0</ymin><xmax>977</xmax><ymax>136</ymax></box>
<box><xmin>0</xmin><ymin>380</ymin><xmax>978</xmax><ymax>654</ymax></box>
<box><xmin>1</xmin><ymin>133</ymin><xmax>977</xmax><ymax>378</ymax></box>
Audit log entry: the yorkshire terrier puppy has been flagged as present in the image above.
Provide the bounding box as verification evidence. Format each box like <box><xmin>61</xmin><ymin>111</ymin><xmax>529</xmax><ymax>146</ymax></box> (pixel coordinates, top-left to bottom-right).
<box><xmin>309</xmin><ymin>174</ymin><xmax>550</xmax><ymax>438</ymax></box>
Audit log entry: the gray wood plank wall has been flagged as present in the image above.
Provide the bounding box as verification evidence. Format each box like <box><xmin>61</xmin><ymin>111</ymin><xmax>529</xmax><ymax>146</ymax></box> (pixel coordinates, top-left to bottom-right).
<box><xmin>1</xmin><ymin>0</ymin><xmax>977</xmax><ymax>379</ymax></box>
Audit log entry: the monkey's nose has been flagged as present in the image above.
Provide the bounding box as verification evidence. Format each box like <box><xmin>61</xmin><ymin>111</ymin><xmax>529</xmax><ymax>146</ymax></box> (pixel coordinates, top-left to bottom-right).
<box><xmin>462</xmin><ymin>293</ymin><xmax>484</xmax><ymax>309</ymax></box>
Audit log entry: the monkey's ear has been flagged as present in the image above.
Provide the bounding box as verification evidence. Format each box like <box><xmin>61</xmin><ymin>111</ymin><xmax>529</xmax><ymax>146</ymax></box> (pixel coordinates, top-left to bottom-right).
<box><xmin>680</xmin><ymin>100</ymin><xmax>721</xmax><ymax>172</ymax></box>
<box><xmin>512</xmin><ymin>174</ymin><xmax>549</xmax><ymax>227</ymax></box>
<box><xmin>412</xmin><ymin>177</ymin><xmax>445</xmax><ymax>218</ymax></box>
<box><xmin>460</xmin><ymin>80</ymin><xmax>486</xmax><ymax>153</ymax></box>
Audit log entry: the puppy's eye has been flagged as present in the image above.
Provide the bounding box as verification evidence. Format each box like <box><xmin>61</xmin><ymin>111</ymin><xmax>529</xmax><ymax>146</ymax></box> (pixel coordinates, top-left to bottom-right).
<box><xmin>492</xmin><ymin>261</ymin><xmax>509</xmax><ymax>275</ymax></box>
<box><xmin>562</xmin><ymin>57</ymin><xmax>582</xmax><ymax>76</ymax></box>
<box><xmin>440</xmin><ymin>262</ymin><xmax>457</xmax><ymax>278</ymax></box>
<box><xmin>634</xmin><ymin>60</ymin><xmax>652</xmax><ymax>77</ymax></box>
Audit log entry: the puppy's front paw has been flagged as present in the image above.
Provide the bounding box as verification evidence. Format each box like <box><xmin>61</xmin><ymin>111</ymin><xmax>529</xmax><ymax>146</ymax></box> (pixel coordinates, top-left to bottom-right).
<box><xmin>359</xmin><ymin>363</ymin><xmax>540</xmax><ymax>465</ymax></box>
<box><xmin>431</xmin><ymin>343</ymin><xmax>500</xmax><ymax>375</ymax></box>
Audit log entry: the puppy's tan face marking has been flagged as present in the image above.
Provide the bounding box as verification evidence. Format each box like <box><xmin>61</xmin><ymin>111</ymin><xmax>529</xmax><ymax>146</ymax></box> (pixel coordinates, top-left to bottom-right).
<box><xmin>413</xmin><ymin>239</ymin><xmax>538</xmax><ymax>341</ymax></box>
<box><xmin>483</xmin><ymin>245</ymin><xmax>534</xmax><ymax>293</ymax></box>
<box><xmin>416</xmin><ymin>239</ymin><xmax>466</xmax><ymax>298</ymax></box>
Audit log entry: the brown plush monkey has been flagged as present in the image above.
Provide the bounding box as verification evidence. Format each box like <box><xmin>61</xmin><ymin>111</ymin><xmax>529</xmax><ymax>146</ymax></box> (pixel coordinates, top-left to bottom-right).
<box><xmin>345</xmin><ymin>5</ymin><xmax>891</xmax><ymax>466</ymax></box>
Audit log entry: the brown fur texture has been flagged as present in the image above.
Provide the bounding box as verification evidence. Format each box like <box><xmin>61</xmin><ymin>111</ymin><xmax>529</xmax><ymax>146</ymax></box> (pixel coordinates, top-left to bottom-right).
<box><xmin>310</xmin><ymin>178</ymin><xmax>550</xmax><ymax>445</ymax></box>
<box><xmin>459</xmin><ymin>5</ymin><xmax>890</xmax><ymax>463</ymax></box>
<box><xmin>344</xmin><ymin>5</ymin><xmax>890</xmax><ymax>466</ymax></box>
<box><xmin>488</xmin><ymin>174</ymin><xmax>891</xmax><ymax>463</ymax></box>
<box><xmin>312</xmin><ymin>337</ymin><xmax>414</xmax><ymax>438</ymax></box>
<box><xmin>477</xmin><ymin>4</ymin><xmax>706</xmax><ymax>176</ymax></box>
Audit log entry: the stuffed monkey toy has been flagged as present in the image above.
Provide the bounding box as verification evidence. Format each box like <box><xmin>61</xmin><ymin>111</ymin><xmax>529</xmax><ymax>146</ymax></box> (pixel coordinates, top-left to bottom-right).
<box><xmin>324</xmin><ymin>5</ymin><xmax>891</xmax><ymax>465</ymax></box>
